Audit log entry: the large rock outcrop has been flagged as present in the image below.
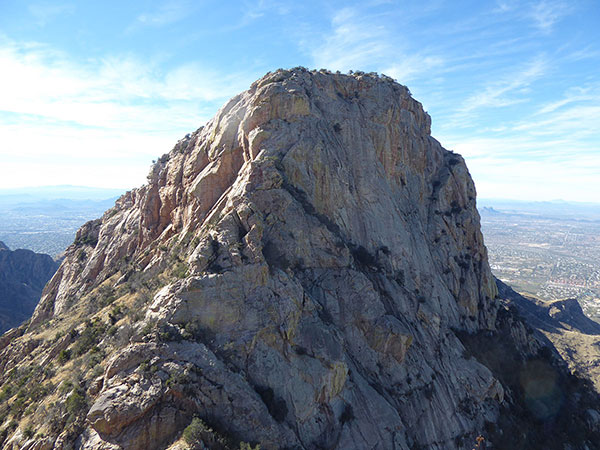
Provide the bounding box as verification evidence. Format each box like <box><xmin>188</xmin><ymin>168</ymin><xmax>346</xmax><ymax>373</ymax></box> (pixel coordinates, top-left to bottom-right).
<box><xmin>0</xmin><ymin>68</ymin><xmax>598</xmax><ymax>450</ymax></box>
<box><xmin>0</xmin><ymin>242</ymin><xmax>58</xmax><ymax>333</ymax></box>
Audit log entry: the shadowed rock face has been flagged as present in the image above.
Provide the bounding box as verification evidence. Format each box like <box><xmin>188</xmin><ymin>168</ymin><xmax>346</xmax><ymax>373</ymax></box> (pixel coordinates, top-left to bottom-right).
<box><xmin>1</xmin><ymin>69</ymin><xmax>598</xmax><ymax>450</ymax></box>
<box><xmin>0</xmin><ymin>242</ymin><xmax>58</xmax><ymax>333</ymax></box>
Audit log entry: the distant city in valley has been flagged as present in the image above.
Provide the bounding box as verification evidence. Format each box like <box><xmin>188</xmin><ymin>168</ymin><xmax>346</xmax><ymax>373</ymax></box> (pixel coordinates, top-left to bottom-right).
<box><xmin>0</xmin><ymin>186</ymin><xmax>123</xmax><ymax>258</ymax></box>
<box><xmin>479</xmin><ymin>199</ymin><xmax>600</xmax><ymax>322</ymax></box>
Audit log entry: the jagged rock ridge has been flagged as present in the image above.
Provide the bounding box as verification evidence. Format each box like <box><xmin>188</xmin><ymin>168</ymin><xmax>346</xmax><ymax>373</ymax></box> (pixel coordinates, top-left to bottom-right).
<box><xmin>0</xmin><ymin>68</ymin><xmax>598</xmax><ymax>450</ymax></box>
<box><xmin>0</xmin><ymin>242</ymin><xmax>58</xmax><ymax>333</ymax></box>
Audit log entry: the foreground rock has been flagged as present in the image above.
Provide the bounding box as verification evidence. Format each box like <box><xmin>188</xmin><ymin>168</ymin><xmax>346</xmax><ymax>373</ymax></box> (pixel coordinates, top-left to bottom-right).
<box><xmin>0</xmin><ymin>68</ymin><xmax>599</xmax><ymax>450</ymax></box>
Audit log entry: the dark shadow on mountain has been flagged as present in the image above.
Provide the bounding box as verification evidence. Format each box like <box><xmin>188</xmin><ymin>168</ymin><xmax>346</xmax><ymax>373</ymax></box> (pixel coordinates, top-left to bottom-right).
<box><xmin>496</xmin><ymin>278</ymin><xmax>600</xmax><ymax>336</ymax></box>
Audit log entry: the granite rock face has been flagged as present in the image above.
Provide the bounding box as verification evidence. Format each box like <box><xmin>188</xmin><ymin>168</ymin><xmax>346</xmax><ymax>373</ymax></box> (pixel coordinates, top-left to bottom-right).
<box><xmin>1</xmin><ymin>69</ymin><xmax>598</xmax><ymax>450</ymax></box>
<box><xmin>0</xmin><ymin>242</ymin><xmax>58</xmax><ymax>333</ymax></box>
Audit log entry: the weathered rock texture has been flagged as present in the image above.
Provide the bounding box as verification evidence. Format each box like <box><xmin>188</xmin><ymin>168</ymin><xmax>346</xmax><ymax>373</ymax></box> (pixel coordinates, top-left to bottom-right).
<box><xmin>0</xmin><ymin>242</ymin><xmax>58</xmax><ymax>333</ymax></box>
<box><xmin>0</xmin><ymin>69</ymin><xmax>599</xmax><ymax>450</ymax></box>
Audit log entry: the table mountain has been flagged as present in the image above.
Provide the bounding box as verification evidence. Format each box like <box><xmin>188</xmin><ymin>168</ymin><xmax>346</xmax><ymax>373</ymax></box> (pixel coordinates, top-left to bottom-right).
<box><xmin>1</xmin><ymin>68</ymin><xmax>599</xmax><ymax>450</ymax></box>
<box><xmin>0</xmin><ymin>242</ymin><xmax>58</xmax><ymax>333</ymax></box>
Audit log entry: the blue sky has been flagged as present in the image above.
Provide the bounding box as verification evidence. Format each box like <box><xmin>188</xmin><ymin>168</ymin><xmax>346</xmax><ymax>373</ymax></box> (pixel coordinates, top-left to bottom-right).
<box><xmin>0</xmin><ymin>0</ymin><xmax>598</xmax><ymax>202</ymax></box>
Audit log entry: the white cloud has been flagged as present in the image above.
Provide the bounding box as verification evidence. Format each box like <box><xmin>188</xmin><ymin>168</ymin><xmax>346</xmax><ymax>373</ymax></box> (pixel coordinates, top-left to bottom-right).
<box><xmin>310</xmin><ymin>7</ymin><xmax>444</xmax><ymax>81</ymax></box>
<box><xmin>443</xmin><ymin>137</ymin><xmax>600</xmax><ymax>202</ymax></box>
<box><xmin>311</xmin><ymin>7</ymin><xmax>389</xmax><ymax>71</ymax></box>
<box><xmin>494</xmin><ymin>1</ymin><xmax>514</xmax><ymax>13</ymax></box>
<box><xmin>514</xmin><ymin>105</ymin><xmax>600</xmax><ymax>138</ymax></box>
<box><xmin>535</xmin><ymin>83</ymin><xmax>600</xmax><ymax>114</ymax></box>
<box><xmin>242</xmin><ymin>0</ymin><xmax>291</xmax><ymax>21</ymax></box>
<box><xmin>0</xmin><ymin>158</ymin><xmax>148</xmax><ymax>190</ymax></box>
<box><xmin>439</xmin><ymin>124</ymin><xmax>600</xmax><ymax>203</ymax></box>
<box><xmin>468</xmin><ymin>155</ymin><xmax>600</xmax><ymax>202</ymax></box>
<box><xmin>459</xmin><ymin>57</ymin><xmax>547</xmax><ymax>112</ymax></box>
<box><xmin>383</xmin><ymin>55</ymin><xmax>445</xmax><ymax>85</ymax></box>
<box><xmin>0</xmin><ymin>37</ymin><xmax>256</xmax><ymax>188</ymax></box>
<box><xmin>494</xmin><ymin>0</ymin><xmax>571</xmax><ymax>32</ymax></box>
<box><xmin>0</xmin><ymin>38</ymin><xmax>252</xmax><ymax>133</ymax></box>
<box><xmin>28</xmin><ymin>2</ymin><xmax>75</xmax><ymax>26</ymax></box>
<box><xmin>132</xmin><ymin>0</ymin><xmax>192</xmax><ymax>28</ymax></box>
<box><xmin>530</xmin><ymin>0</ymin><xmax>571</xmax><ymax>32</ymax></box>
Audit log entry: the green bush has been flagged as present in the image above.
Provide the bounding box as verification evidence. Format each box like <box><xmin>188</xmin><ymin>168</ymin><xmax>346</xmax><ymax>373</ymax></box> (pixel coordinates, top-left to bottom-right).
<box><xmin>0</xmin><ymin>385</ymin><xmax>13</xmax><ymax>402</ymax></box>
<box><xmin>59</xmin><ymin>381</ymin><xmax>74</xmax><ymax>395</ymax></box>
<box><xmin>23</xmin><ymin>425</ymin><xmax>35</xmax><ymax>439</ymax></box>
<box><xmin>172</xmin><ymin>262</ymin><xmax>188</xmax><ymax>279</ymax></box>
<box><xmin>108</xmin><ymin>305</ymin><xmax>125</xmax><ymax>323</ymax></box>
<box><xmin>158</xmin><ymin>324</ymin><xmax>182</xmax><ymax>342</ymax></box>
<box><xmin>65</xmin><ymin>386</ymin><xmax>87</xmax><ymax>424</ymax></box>
<box><xmin>57</xmin><ymin>349</ymin><xmax>71</xmax><ymax>364</ymax></box>
<box><xmin>182</xmin><ymin>417</ymin><xmax>206</xmax><ymax>446</ymax></box>
<box><xmin>73</xmin><ymin>320</ymin><xmax>107</xmax><ymax>356</ymax></box>
<box><xmin>240</xmin><ymin>443</ymin><xmax>261</xmax><ymax>450</ymax></box>
<box><xmin>166</xmin><ymin>371</ymin><xmax>190</xmax><ymax>389</ymax></box>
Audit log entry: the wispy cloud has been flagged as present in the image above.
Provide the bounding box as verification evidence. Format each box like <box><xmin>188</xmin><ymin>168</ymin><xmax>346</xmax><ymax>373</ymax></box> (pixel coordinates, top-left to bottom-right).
<box><xmin>28</xmin><ymin>2</ymin><xmax>75</xmax><ymax>26</ymax></box>
<box><xmin>439</xmin><ymin>79</ymin><xmax>600</xmax><ymax>202</ymax></box>
<box><xmin>310</xmin><ymin>7</ymin><xmax>444</xmax><ymax>82</ymax></box>
<box><xmin>563</xmin><ymin>45</ymin><xmax>600</xmax><ymax>62</ymax></box>
<box><xmin>0</xmin><ymin>36</ymin><xmax>256</xmax><ymax>188</ymax></box>
<box><xmin>383</xmin><ymin>56</ymin><xmax>445</xmax><ymax>85</ymax></box>
<box><xmin>221</xmin><ymin>0</ymin><xmax>292</xmax><ymax>33</ymax></box>
<box><xmin>459</xmin><ymin>57</ymin><xmax>547</xmax><ymax>112</ymax></box>
<box><xmin>444</xmin><ymin>134</ymin><xmax>600</xmax><ymax>202</ymax></box>
<box><xmin>494</xmin><ymin>0</ymin><xmax>572</xmax><ymax>33</ymax></box>
<box><xmin>494</xmin><ymin>1</ymin><xmax>513</xmax><ymax>13</ymax></box>
<box><xmin>0</xmin><ymin>37</ymin><xmax>252</xmax><ymax>132</ymax></box>
<box><xmin>311</xmin><ymin>8</ymin><xmax>390</xmax><ymax>71</ymax></box>
<box><xmin>516</xmin><ymin>105</ymin><xmax>600</xmax><ymax>138</ymax></box>
<box><xmin>241</xmin><ymin>0</ymin><xmax>291</xmax><ymax>22</ymax></box>
<box><xmin>530</xmin><ymin>0</ymin><xmax>571</xmax><ymax>32</ymax></box>
<box><xmin>130</xmin><ymin>0</ymin><xmax>192</xmax><ymax>29</ymax></box>
<box><xmin>535</xmin><ymin>83</ymin><xmax>600</xmax><ymax>114</ymax></box>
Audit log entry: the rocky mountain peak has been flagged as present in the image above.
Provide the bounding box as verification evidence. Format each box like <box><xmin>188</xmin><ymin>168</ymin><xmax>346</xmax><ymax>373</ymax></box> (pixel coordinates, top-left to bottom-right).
<box><xmin>32</xmin><ymin>67</ymin><xmax>497</xmax><ymax>332</ymax></box>
<box><xmin>1</xmin><ymin>69</ymin><xmax>598</xmax><ymax>450</ymax></box>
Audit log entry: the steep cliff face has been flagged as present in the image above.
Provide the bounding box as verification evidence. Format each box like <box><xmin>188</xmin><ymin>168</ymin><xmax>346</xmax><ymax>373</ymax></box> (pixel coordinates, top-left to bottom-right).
<box><xmin>0</xmin><ymin>69</ymin><xmax>597</xmax><ymax>450</ymax></box>
<box><xmin>0</xmin><ymin>242</ymin><xmax>58</xmax><ymax>333</ymax></box>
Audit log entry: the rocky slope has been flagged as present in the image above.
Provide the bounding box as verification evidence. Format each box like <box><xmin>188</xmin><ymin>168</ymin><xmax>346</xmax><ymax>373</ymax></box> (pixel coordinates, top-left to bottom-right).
<box><xmin>0</xmin><ymin>68</ymin><xmax>598</xmax><ymax>450</ymax></box>
<box><xmin>497</xmin><ymin>280</ymin><xmax>600</xmax><ymax>392</ymax></box>
<box><xmin>0</xmin><ymin>242</ymin><xmax>58</xmax><ymax>333</ymax></box>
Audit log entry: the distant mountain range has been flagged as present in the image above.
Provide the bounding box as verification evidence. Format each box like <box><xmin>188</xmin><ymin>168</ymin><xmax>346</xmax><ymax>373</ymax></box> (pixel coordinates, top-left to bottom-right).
<box><xmin>0</xmin><ymin>241</ymin><xmax>58</xmax><ymax>333</ymax></box>
<box><xmin>479</xmin><ymin>198</ymin><xmax>600</xmax><ymax>221</ymax></box>
<box><xmin>0</xmin><ymin>185</ymin><xmax>126</xmax><ymax>204</ymax></box>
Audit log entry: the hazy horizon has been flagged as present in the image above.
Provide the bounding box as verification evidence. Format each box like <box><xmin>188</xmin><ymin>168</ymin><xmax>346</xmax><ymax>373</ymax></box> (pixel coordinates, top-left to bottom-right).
<box><xmin>1</xmin><ymin>184</ymin><xmax>599</xmax><ymax>209</ymax></box>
